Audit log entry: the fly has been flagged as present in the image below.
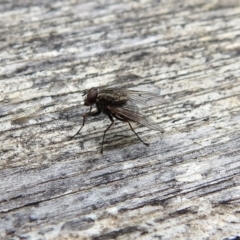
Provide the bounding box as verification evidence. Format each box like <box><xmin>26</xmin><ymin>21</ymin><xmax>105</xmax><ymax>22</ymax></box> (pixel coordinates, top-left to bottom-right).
<box><xmin>70</xmin><ymin>87</ymin><xmax>165</xmax><ymax>153</ymax></box>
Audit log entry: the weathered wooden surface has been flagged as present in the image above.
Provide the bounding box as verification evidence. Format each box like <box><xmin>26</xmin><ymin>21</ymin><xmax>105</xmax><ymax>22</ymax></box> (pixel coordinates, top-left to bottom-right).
<box><xmin>1</xmin><ymin>0</ymin><xmax>240</xmax><ymax>239</ymax></box>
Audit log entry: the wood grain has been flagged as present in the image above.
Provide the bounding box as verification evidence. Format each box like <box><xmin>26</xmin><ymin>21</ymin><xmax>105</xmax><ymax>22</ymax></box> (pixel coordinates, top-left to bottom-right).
<box><xmin>1</xmin><ymin>0</ymin><xmax>240</xmax><ymax>239</ymax></box>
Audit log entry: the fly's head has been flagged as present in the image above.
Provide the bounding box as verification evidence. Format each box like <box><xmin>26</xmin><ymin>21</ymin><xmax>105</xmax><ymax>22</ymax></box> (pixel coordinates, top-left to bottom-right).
<box><xmin>83</xmin><ymin>88</ymin><xmax>98</xmax><ymax>106</ymax></box>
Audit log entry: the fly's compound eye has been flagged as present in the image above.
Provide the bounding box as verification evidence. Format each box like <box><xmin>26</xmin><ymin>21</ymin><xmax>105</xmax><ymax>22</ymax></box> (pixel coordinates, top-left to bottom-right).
<box><xmin>85</xmin><ymin>88</ymin><xmax>98</xmax><ymax>105</ymax></box>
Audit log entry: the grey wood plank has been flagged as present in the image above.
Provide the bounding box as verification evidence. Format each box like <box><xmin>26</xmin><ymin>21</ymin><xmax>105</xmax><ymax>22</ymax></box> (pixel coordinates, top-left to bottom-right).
<box><xmin>1</xmin><ymin>0</ymin><xmax>240</xmax><ymax>239</ymax></box>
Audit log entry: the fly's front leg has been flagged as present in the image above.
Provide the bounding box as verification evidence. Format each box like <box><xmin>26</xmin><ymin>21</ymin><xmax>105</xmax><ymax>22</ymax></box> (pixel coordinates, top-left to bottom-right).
<box><xmin>70</xmin><ymin>106</ymin><xmax>101</xmax><ymax>138</ymax></box>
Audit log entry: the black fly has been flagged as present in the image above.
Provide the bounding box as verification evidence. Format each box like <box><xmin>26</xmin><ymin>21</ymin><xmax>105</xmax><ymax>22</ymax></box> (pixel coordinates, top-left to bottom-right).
<box><xmin>70</xmin><ymin>88</ymin><xmax>164</xmax><ymax>153</ymax></box>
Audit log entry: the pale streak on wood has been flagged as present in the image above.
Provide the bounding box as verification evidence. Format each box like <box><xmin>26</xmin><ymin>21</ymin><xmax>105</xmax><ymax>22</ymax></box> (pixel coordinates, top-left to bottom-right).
<box><xmin>1</xmin><ymin>0</ymin><xmax>240</xmax><ymax>239</ymax></box>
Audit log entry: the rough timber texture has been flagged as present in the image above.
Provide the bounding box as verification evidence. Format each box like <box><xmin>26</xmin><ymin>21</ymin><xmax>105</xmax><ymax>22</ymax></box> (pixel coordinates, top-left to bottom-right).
<box><xmin>1</xmin><ymin>0</ymin><xmax>240</xmax><ymax>239</ymax></box>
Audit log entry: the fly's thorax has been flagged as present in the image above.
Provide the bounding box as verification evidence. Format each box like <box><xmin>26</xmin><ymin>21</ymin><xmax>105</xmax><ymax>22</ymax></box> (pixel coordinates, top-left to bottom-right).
<box><xmin>97</xmin><ymin>91</ymin><xmax>128</xmax><ymax>107</ymax></box>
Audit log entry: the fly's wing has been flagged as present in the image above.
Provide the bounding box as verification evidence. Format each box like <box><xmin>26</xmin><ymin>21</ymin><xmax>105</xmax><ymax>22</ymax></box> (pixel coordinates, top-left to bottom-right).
<box><xmin>109</xmin><ymin>106</ymin><xmax>164</xmax><ymax>133</ymax></box>
<box><xmin>109</xmin><ymin>89</ymin><xmax>167</xmax><ymax>107</ymax></box>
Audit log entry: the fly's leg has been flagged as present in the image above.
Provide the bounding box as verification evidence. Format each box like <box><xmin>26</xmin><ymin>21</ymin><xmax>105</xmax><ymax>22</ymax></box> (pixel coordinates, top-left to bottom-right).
<box><xmin>69</xmin><ymin>106</ymin><xmax>101</xmax><ymax>138</ymax></box>
<box><xmin>127</xmin><ymin>121</ymin><xmax>149</xmax><ymax>146</ymax></box>
<box><xmin>114</xmin><ymin>114</ymin><xmax>149</xmax><ymax>147</ymax></box>
<box><xmin>101</xmin><ymin>114</ymin><xmax>114</xmax><ymax>153</ymax></box>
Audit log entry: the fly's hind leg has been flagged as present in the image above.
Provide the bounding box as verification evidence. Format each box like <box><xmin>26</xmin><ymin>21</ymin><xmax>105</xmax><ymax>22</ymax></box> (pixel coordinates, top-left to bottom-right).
<box><xmin>114</xmin><ymin>115</ymin><xmax>149</xmax><ymax>146</ymax></box>
<box><xmin>126</xmin><ymin>121</ymin><xmax>149</xmax><ymax>146</ymax></box>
